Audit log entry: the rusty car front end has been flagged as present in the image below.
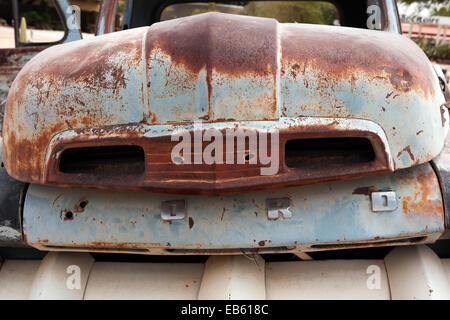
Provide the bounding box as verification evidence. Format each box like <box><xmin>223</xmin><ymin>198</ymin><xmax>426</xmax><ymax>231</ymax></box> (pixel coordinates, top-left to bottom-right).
<box><xmin>0</xmin><ymin>0</ymin><xmax>449</xmax><ymax>256</ymax></box>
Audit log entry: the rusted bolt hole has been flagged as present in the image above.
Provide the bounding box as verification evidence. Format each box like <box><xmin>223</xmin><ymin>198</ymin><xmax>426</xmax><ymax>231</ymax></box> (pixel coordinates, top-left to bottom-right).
<box><xmin>65</xmin><ymin>211</ymin><xmax>73</xmax><ymax>220</ymax></box>
<box><xmin>79</xmin><ymin>201</ymin><xmax>88</xmax><ymax>209</ymax></box>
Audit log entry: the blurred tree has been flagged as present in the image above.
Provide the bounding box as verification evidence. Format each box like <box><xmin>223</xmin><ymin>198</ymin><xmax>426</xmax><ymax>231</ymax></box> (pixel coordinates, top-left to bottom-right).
<box><xmin>432</xmin><ymin>7</ymin><xmax>450</xmax><ymax>16</ymax></box>
<box><xmin>399</xmin><ymin>0</ymin><xmax>450</xmax><ymax>16</ymax></box>
<box><xmin>414</xmin><ymin>37</ymin><xmax>450</xmax><ymax>61</ymax></box>
<box><xmin>117</xmin><ymin>0</ymin><xmax>126</xmax><ymax>14</ymax></box>
<box><xmin>191</xmin><ymin>1</ymin><xmax>337</xmax><ymax>24</ymax></box>
<box><xmin>400</xmin><ymin>0</ymin><xmax>447</xmax><ymax>4</ymax></box>
<box><xmin>243</xmin><ymin>1</ymin><xmax>337</xmax><ymax>24</ymax></box>
<box><xmin>20</xmin><ymin>0</ymin><xmax>61</xmax><ymax>30</ymax></box>
<box><xmin>192</xmin><ymin>2</ymin><xmax>220</xmax><ymax>15</ymax></box>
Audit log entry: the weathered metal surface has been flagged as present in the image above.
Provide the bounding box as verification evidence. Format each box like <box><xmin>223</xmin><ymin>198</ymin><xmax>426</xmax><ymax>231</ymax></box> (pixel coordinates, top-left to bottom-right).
<box><xmin>41</xmin><ymin>117</ymin><xmax>393</xmax><ymax>194</ymax></box>
<box><xmin>23</xmin><ymin>163</ymin><xmax>444</xmax><ymax>254</ymax></box>
<box><xmin>0</xmin><ymin>47</ymin><xmax>46</xmax><ymax>104</ymax></box>
<box><xmin>0</xmin><ymin>46</ymin><xmax>49</xmax><ymax>246</ymax></box>
<box><xmin>3</xmin><ymin>12</ymin><xmax>448</xmax><ymax>193</ymax></box>
<box><xmin>0</xmin><ymin>0</ymin><xmax>82</xmax><ymax>124</ymax></box>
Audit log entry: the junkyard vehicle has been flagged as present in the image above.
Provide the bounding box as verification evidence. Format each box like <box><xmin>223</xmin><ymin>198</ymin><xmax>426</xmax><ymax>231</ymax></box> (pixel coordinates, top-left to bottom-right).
<box><xmin>0</xmin><ymin>0</ymin><xmax>450</xmax><ymax>300</ymax></box>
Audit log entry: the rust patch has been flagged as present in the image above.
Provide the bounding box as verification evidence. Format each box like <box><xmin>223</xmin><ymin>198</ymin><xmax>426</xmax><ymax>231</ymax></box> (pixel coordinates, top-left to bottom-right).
<box><xmin>0</xmin><ymin>47</ymin><xmax>46</xmax><ymax>68</ymax></box>
<box><xmin>401</xmin><ymin>167</ymin><xmax>444</xmax><ymax>216</ymax></box>
<box><xmin>73</xmin><ymin>199</ymin><xmax>88</xmax><ymax>213</ymax></box>
<box><xmin>352</xmin><ymin>186</ymin><xmax>376</xmax><ymax>196</ymax></box>
<box><xmin>145</xmin><ymin>13</ymin><xmax>278</xmax><ymax>121</ymax></box>
<box><xmin>281</xmin><ymin>24</ymin><xmax>436</xmax><ymax>99</ymax></box>
<box><xmin>378</xmin><ymin>66</ymin><xmax>412</xmax><ymax>92</ymax></box>
<box><xmin>3</xmin><ymin>121</ymin><xmax>67</xmax><ymax>183</ymax></box>
<box><xmin>145</xmin><ymin>13</ymin><xmax>277</xmax><ymax>77</ymax></box>
<box><xmin>62</xmin><ymin>210</ymin><xmax>74</xmax><ymax>221</ymax></box>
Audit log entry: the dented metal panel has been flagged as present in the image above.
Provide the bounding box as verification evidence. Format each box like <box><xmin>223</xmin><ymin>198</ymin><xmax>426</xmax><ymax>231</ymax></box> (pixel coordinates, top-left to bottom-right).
<box><xmin>3</xmin><ymin>13</ymin><xmax>448</xmax><ymax>193</ymax></box>
<box><xmin>23</xmin><ymin>163</ymin><xmax>444</xmax><ymax>254</ymax></box>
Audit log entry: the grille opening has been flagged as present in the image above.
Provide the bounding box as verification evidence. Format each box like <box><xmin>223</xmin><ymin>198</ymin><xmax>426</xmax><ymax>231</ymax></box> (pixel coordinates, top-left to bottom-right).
<box><xmin>285</xmin><ymin>137</ymin><xmax>375</xmax><ymax>169</ymax></box>
<box><xmin>59</xmin><ymin>145</ymin><xmax>145</xmax><ymax>175</ymax></box>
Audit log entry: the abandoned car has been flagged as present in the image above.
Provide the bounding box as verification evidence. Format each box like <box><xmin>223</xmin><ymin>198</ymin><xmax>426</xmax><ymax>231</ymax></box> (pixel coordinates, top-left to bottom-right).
<box><xmin>0</xmin><ymin>0</ymin><xmax>449</xmax><ymax>293</ymax></box>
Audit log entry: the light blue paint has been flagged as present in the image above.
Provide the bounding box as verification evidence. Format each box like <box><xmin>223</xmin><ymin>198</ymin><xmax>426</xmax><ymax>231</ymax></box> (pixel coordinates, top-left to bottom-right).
<box><xmin>23</xmin><ymin>163</ymin><xmax>444</xmax><ymax>251</ymax></box>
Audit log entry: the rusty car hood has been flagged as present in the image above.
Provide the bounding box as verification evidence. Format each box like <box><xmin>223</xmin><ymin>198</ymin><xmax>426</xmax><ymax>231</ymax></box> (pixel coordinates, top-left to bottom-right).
<box><xmin>3</xmin><ymin>12</ymin><xmax>448</xmax><ymax>194</ymax></box>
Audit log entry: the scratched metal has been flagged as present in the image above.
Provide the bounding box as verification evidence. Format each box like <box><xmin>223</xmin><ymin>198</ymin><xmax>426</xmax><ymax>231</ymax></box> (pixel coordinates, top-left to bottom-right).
<box><xmin>23</xmin><ymin>163</ymin><xmax>444</xmax><ymax>253</ymax></box>
<box><xmin>3</xmin><ymin>13</ymin><xmax>448</xmax><ymax>189</ymax></box>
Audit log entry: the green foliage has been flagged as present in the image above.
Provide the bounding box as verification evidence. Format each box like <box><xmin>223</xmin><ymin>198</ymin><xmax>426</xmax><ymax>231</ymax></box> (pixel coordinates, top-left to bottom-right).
<box><xmin>243</xmin><ymin>1</ymin><xmax>337</xmax><ymax>24</ymax></box>
<box><xmin>22</xmin><ymin>11</ymin><xmax>52</xmax><ymax>29</ymax></box>
<box><xmin>191</xmin><ymin>3</ymin><xmax>220</xmax><ymax>15</ymax></box>
<box><xmin>20</xmin><ymin>0</ymin><xmax>62</xmax><ymax>30</ymax></box>
<box><xmin>117</xmin><ymin>0</ymin><xmax>126</xmax><ymax>14</ymax></box>
<box><xmin>414</xmin><ymin>37</ymin><xmax>450</xmax><ymax>61</ymax></box>
<box><xmin>432</xmin><ymin>6</ymin><xmax>450</xmax><ymax>16</ymax></box>
<box><xmin>399</xmin><ymin>0</ymin><xmax>448</xmax><ymax>4</ymax></box>
<box><xmin>188</xmin><ymin>1</ymin><xmax>338</xmax><ymax>25</ymax></box>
